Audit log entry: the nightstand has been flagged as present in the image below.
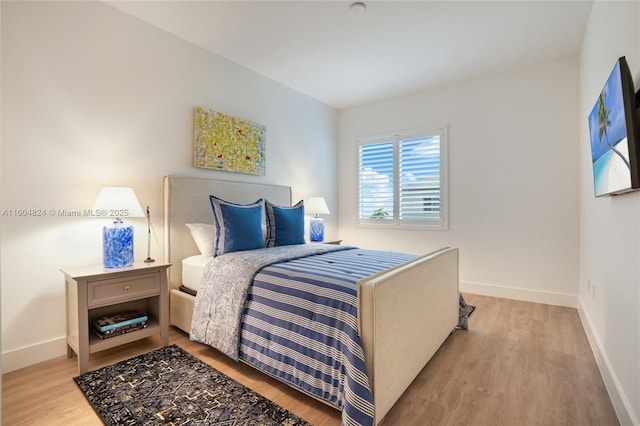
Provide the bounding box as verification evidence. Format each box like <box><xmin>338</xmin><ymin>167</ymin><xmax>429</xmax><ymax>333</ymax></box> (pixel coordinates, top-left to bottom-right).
<box><xmin>62</xmin><ymin>262</ymin><xmax>171</xmax><ymax>374</ymax></box>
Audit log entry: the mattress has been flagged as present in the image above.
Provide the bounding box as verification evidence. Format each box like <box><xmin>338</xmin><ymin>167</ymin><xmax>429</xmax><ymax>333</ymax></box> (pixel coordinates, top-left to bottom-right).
<box><xmin>181</xmin><ymin>255</ymin><xmax>210</xmax><ymax>292</ymax></box>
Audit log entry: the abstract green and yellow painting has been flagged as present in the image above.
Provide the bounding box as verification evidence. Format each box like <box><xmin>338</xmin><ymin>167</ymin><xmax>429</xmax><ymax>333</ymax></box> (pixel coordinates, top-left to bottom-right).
<box><xmin>194</xmin><ymin>107</ymin><xmax>265</xmax><ymax>175</ymax></box>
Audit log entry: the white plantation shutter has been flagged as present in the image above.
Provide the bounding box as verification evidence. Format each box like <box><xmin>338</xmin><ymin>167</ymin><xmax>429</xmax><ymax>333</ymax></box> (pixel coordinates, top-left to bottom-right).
<box><xmin>358</xmin><ymin>140</ymin><xmax>394</xmax><ymax>221</ymax></box>
<box><xmin>357</xmin><ymin>126</ymin><xmax>447</xmax><ymax>229</ymax></box>
<box><xmin>399</xmin><ymin>135</ymin><xmax>441</xmax><ymax>222</ymax></box>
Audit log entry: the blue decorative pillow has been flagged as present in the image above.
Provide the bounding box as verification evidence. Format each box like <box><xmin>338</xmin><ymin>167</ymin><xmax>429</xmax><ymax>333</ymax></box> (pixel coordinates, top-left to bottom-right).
<box><xmin>265</xmin><ymin>200</ymin><xmax>305</xmax><ymax>247</ymax></box>
<box><xmin>209</xmin><ymin>196</ymin><xmax>264</xmax><ymax>256</ymax></box>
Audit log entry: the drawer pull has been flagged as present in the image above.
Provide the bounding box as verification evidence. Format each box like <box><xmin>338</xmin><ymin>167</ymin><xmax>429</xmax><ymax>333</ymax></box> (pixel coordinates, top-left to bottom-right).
<box><xmin>124</xmin><ymin>285</ymin><xmax>130</xmax><ymax>291</ymax></box>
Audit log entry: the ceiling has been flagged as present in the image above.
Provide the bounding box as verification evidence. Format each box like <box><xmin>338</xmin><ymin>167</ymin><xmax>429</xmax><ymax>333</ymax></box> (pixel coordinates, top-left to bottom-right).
<box><xmin>107</xmin><ymin>1</ymin><xmax>593</xmax><ymax>109</ymax></box>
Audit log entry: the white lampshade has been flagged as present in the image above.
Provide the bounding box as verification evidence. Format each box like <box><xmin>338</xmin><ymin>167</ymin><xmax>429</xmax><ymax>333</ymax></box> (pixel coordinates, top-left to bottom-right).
<box><xmin>92</xmin><ymin>187</ymin><xmax>144</xmax><ymax>268</ymax></box>
<box><xmin>305</xmin><ymin>197</ymin><xmax>330</xmax><ymax>216</ymax></box>
<box><xmin>92</xmin><ymin>187</ymin><xmax>145</xmax><ymax>218</ymax></box>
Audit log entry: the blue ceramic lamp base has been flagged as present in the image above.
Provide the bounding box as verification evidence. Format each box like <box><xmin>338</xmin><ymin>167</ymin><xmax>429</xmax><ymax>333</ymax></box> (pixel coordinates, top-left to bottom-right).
<box><xmin>103</xmin><ymin>219</ymin><xmax>134</xmax><ymax>268</ymax></box>
<box><xmin>309</xmin><ymin>216</ymin><xmax>325</xmax><ymax>242</ymax></box>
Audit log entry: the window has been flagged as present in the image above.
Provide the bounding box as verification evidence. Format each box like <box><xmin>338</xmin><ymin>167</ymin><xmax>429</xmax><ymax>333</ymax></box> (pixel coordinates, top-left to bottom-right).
<box><xmin>357</xmin><ymin>125</ymin><xmax>448</xmax><ymax>229</ymax></box>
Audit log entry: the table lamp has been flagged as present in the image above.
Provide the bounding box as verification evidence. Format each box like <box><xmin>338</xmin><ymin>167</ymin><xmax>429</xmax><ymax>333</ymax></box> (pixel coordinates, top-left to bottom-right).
<box><xmin>92</xmin><ymin>187</ymin><xmax>145</xmax><ymax>268</ymax></box>
<box><xmin>306</xmin><ymin>197</ymin><xmax>330</xmax><ymax>242</ymax></box>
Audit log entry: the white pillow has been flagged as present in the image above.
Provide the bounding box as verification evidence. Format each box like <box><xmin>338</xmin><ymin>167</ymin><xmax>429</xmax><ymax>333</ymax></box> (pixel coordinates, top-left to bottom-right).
<box><xmin>185</xmin><ymin>223</ymin><xmax>215</xmax><ymax>257</ymax></box>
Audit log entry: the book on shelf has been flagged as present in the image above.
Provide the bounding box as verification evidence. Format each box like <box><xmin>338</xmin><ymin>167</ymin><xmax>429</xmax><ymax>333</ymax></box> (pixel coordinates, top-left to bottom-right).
<box><xmin>92</xmin><ymin>322</ymin><xmax>148</xmax><ymax>339</ymax></box>
<box><xmin>91</xmin><ymin>320</ymin><xmax>148</xmax><ymax>335</ymax></box>
<box><xmin>92</xmin><ymin>310</ymin><xmax>148</xmax><ymax>333</ymax></box>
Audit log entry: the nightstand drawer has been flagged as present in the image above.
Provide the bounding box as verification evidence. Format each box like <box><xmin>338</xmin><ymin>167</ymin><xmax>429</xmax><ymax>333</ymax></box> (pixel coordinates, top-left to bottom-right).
<box><xmin>88</xmin><ymin>273</ymin><xmax>159</xmax><ymax>308</ymax></box>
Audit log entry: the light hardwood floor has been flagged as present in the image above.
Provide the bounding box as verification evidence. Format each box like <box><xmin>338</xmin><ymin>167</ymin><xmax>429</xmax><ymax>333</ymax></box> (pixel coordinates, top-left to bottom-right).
<box><xmin>2</xmin><ymin>294</ymin><xmax>619</xmax><ymax>425</ymax></box>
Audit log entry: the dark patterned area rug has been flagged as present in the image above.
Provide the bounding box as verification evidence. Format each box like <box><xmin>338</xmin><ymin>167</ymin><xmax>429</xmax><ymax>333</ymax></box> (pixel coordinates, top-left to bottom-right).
<box><xmin>74</xmin><ymin>344</ymin><xmax>310</xmax><ymax>426</ymax></box>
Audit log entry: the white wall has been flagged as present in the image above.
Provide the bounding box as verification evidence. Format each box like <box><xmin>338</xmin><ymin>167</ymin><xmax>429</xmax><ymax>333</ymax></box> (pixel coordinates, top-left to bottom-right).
<box><xmin>579</xmin><ymin>2</ymin><xmax>640</xmax><ymax>424</ymax></box>
<box><xmin>338</xmin><ymin>57</ymin><xmax>580</xmax><ymax>307</ymax></box>
<box><xmin>0</xmin><ymin>1</ymin><xmax>338</xmax><ymax>372</ymax></box>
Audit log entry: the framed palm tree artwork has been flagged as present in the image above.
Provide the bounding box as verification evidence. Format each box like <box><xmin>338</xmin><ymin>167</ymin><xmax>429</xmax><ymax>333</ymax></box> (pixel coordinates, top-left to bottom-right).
<box><xmin>587</xmin><ymin>56</ymin><xmax>640</xmax><ymax>197</ymax></box>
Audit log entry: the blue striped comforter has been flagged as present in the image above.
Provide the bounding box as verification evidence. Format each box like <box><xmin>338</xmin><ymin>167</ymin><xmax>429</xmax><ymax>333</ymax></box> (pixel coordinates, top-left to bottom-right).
<box><xmin>191</xmin><ymin>245</ymin><xmax>353</xmax><ymax>360</ymax></box>
<box><xmin>239</xmin><ymin>248</ymin><xmax>416</xmax><ymax>426</ymax></box>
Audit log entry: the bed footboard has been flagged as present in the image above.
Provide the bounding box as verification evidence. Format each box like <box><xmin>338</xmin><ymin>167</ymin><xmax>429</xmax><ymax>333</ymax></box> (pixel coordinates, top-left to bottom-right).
<box><xmin>358</xmin><ymin>247</ymin><xmax>459</xmax><ymax>424</ymax></box>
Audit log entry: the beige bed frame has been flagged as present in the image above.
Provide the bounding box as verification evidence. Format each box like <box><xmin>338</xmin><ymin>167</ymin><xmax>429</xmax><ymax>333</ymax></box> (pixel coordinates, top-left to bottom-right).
<box><xmin>163</xmin><ymin>175</ymin><xmax>459</xmax><ymax>424</ymax></box>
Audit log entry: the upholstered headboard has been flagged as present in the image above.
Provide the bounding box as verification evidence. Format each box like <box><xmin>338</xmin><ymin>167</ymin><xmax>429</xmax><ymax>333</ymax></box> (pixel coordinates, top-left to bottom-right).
<box><xmin>163</xmin><ymin>175</ymin><xmax>292</xmax><ymax>291</ymax></box>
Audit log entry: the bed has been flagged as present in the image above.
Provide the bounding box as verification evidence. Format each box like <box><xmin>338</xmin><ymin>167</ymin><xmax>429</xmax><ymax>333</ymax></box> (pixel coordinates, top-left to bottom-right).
<box><xmin>163</xmin><ymin>175</ymin><xmax>459</xmax><ymax>425</ymax></box>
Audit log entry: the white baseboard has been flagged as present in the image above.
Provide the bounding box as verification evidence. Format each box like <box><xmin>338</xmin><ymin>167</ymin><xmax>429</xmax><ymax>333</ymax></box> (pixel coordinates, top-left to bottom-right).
<box><xmin>460</xmin><ymin>280</ymin><xmax>578</xmax><ymax>308</ymax></box>
<box><xmin>2</xmin><ymin>336</ymin><xmax>67</xmax><ymax>374</ymax></box>
<box><xmin>577</xmin><ymin>298</ymin><xmax>638</xmax><ymax>426</ymax></box>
